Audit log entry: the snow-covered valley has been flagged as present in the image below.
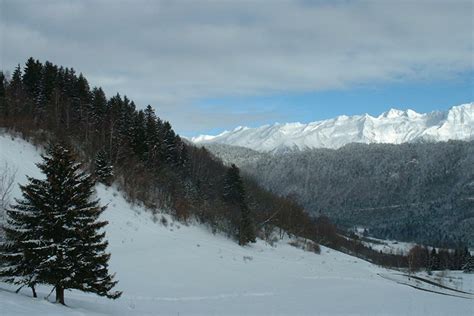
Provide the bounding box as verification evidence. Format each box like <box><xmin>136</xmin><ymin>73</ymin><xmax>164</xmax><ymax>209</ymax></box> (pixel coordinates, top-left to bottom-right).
<box><xmin>1</xmin><ymin>133</ymin><xmax>473</xmax><ymax>315</ymax></box>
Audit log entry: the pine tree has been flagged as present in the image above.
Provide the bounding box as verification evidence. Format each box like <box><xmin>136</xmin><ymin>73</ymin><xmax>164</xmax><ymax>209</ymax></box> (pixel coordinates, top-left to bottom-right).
<box><xmin>75</xmin><ymin>73</ymin><xmax>92</xmax><ymax>139</ymax></box>
<box><xmin>144</xmin><ymin>105</ymin><xmax>161</xmax><ymax>163</ymax></box>
<box><xmin>37</xmin><ymin>61</ymin><xmax>58</xmax><ymax>126</ymax></box>
<box><xmin>175</xmin><ymin>137</ymin><xmax>190</xmax><ymax>173</ymax></box>
<box><xmin>239</xmin><ymin>204</ymin><xmax>256</xmax><ymax>246</ymax></box>
<box><xmin>22</xmin><ymin>57</ymin><xmax>42</xmax><ymax>99</ymax></box>
<box><xmin>22</xmin><ymin>57</ymin><xmax>43</xmax><ymax>123</ymax></box>
<box><xmin>113</xmin><ymin>96</ymin><xmax>136</xmax><ymax>162</ymax></box>
<box><xmin>1</xmin><ymin>143</ymin><xmax>121</xmax><ymax>304</ymax></box>
<box><xmin>10</xmin><ymin>65</ymin><xmax>23</xmax><ymax>91</ymax></box>
<box><xmin>130</xmin><ymin>110</ymin><xmax>148</xmax><ymax>160</ymax></box>
<box><xmin>95</xmin><ymin>150</ymin><xmax>114</xmax><ymax>186</ymax></box>
<box><xmin>7</xmin><ymin>65</ymin><xmax>26</xmax><ymax>119</ymax></box>
<box><xmin>91</xmin><ymin>87</ymin><xmax>108</xmax><ymax>136</ymax></box>
<box><xmin>106</xmin><ymin>93</ymin><xmax>124</xmax><ymax>161</ymax></box>
<box><xmin>162</xmin><ymin>121</ymin><xmax>177</xmax><ymax>165</ymax></box>
<box><xmin>223</xmin><ymin>164</ymin><xmax>256</xmax><ymax>245</ymax></box>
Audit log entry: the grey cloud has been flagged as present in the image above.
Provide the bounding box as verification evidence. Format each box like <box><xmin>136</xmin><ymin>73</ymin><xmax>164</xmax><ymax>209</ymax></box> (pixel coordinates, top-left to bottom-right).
<box><xmin>1</xmin><ymin>0</ymin><xmax>472</xmax><ymax>133</ymax></box>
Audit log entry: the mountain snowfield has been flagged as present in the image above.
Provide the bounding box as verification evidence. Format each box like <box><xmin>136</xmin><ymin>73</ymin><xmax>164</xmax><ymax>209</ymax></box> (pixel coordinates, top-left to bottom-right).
<box><xmin>0</xmin><ymin>133</ymin><xmax>473</xmax><ymax>315</ymax></box>
<box><xmin>192</xmin><ymin>103</ymin><xmax>474</xmax><ymax>152</ymax></box>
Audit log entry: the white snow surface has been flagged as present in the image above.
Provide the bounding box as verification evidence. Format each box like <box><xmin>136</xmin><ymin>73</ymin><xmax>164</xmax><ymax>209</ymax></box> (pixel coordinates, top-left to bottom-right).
<box><xmin>1</xmin><ymin>133</ymin><xmax>473</xmax><ymax>315</ymax></box>
<box><xmin>192</xmin><ymin>103</ymin><xmax>474</xmax><ymax>152</ymax></box>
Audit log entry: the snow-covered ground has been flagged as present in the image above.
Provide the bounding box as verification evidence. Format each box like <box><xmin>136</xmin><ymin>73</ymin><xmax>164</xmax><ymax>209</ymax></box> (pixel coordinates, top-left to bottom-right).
<box><xmin>356</xmin><ymin>232</ymin><xmax>473</xmax><ymax>257</ymax></box>
<box><xmin>1</xmin><ymin>133</ymin><xmax>473</xmax><ymax>315</ymax></box>
<box><xmin>352</xmin><ymin>230</ymin><xmax>416</xmax><ymax>255</ymax></box>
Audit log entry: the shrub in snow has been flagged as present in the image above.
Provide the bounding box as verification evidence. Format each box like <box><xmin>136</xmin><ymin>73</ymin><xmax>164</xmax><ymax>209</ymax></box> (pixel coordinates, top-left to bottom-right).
<box><xmin>289</xmin><ymin>238</ymin><xmax>321</xmax><ymax>254</ymax></box>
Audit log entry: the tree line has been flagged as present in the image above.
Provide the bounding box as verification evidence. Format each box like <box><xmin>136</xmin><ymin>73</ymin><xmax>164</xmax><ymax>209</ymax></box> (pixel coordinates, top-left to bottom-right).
<box><xmin>407</xmin><ymin>245</ymin><xmax>472</xmax><ymax>273</ymax></box>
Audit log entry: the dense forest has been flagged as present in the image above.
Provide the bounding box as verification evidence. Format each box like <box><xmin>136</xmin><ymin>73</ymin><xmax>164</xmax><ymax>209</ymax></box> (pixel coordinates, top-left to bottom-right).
<box><xmin>205</xmin><ymin>141</ymin><xmax>474</xmax><ymax>248</ymax></box>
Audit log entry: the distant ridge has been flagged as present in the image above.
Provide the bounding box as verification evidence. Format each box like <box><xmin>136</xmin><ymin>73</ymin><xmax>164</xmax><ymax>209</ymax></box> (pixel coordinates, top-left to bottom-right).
<box><xmin>192</xmin><ymin>103</ymin><xmax>473</xmax><ymax>152</ymax></box>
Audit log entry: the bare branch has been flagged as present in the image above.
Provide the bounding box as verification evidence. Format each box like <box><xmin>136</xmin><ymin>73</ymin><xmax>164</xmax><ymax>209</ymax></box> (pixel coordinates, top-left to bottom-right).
<box><xmin>0</xmin><ymin>161</ymin><xmax>17</xmax><ymax>218</ymax></box>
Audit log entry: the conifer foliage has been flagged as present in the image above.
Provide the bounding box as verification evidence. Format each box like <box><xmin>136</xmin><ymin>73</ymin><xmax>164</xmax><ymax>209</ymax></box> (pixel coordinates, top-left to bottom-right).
<box><xmin>463</xmin><ymin>256</ymin><xmax>474</xmax><ymax>273</ymax></box>
<box><xmin>95</xmin><ymin>149</ymin><xmax>114</xmax><ymax>185</ymax></box>
<box><xmin>0</xmin><ymin>143</ymin><xmax>121</xmax><ymax>304</ymax></box>
<box><xmin>223</xmin><ymin>164</ymin><xmax>256</xmax><ymax>245</ymax></box>
<box><xmin>0</xmin><ymin>173</ymin><xmax>44</xmax><ymax>297</ymax></box>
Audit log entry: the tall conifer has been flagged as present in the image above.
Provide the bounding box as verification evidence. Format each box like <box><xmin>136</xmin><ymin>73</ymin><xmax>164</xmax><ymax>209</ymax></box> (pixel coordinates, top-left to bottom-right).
<box><xmin>1</xmin><ymin>143</ymin><xmax>121</xmax><ymax>304</ymax></box>
<box><xmin>95</xmin><ymin>150</ymin><xmax>114</xmax><ymax>186</ymax></box>
<box><xmin>223</xmin><ymin>164</ymin><xmax>256</xmax><ymax>245</ymax></box>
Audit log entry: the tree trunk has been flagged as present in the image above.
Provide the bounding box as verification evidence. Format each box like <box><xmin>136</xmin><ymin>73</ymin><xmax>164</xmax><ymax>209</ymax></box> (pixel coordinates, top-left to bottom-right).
<box><xmin>31</xmin><ymin>285</ymin><xmax>37</xmax><ymax>298</ymax></box>
<box><xmin>55</xmin><ymin>286</ymin><xmax>65</xmax><ymax>305</ymax></box>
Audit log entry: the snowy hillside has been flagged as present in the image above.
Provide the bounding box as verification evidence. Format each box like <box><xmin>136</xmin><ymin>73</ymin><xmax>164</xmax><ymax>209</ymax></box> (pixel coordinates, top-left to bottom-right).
<box><xmin>1</xmin><ymin>133</ymin><xmax>473</xmax><ymax>315</ymax></box>
<box><xmin>192</xmin><ymin>103</ymin><xmax>474</xmax><ymax>152</ymax></box>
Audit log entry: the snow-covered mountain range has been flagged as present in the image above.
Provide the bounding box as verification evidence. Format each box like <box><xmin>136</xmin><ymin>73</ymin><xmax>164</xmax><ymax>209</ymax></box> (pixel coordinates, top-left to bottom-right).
<box><xmin>192</xmin><ymin>103</ymin><xmax>473</xmax><ymax>152</ymax></box>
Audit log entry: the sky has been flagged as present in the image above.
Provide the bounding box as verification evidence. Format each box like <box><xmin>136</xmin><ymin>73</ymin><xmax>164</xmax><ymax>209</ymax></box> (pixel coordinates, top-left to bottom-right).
<box><xmin>1</xmin><ymin>0</ymin><xmax>472</xmax><ymax>137</ymax></box>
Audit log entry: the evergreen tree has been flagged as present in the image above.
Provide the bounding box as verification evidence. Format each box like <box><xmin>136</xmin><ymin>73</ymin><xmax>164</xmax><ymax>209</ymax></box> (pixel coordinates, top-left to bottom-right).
<box><xmin>10</xmin><ymin>65</ymin><xmax>23</xmax><ymax>90</ymax></box>
<box><xmin>223</xmin><ymin>164</ymin><xmax>256</xmax><ymax>245</ymax></box>
<box><xmin>91</xmin><ymin>87</ymin><xmax>108</xmax><ymax>135</ymax></box>
<box><xmin>130</xmin><ymin>110</ymin><xmax>148</xmax><ymax>160</ymax></box>
<box><xmin>1</xmin><ymin>143</ymin><xmax>121</xmax><ymax>304</ymax></box>
<box><xmin>114</xmin><ymin>96</ymin><xmax>136</xmax><ymax>161</ymax></box>
<box><xmin>238</xmin><ymin>204</ymin><xmax>256</xmax><ymax>246</ymax></box>
<box><xmin>75</xmin><ymin>73</ymin><xmax>92</xmax><ymax>139</ymax></box>
<box><xmin>95</xmin><ymin>150</ymin><xmax>114</xmax><ymax>186</ymax></box>
<box><xmin>7</xmin><ymin>65</ymin><xmax>25</xmax><ymax>118</ymax></box>
<box><xmin>38</xmin><ymin>61</ymin><xmax>58</xmax><ymax>126</ymax></box>
<box><xmin>106</xmin><ymin>93</ymin><xmax>123</xmax><ymax>161</ymax></box>
<box><xmin>22</xmin><ymin>58</ymin><xmax>44</xmax><ymax>123</ymax></box>
<box><xmin>144</xmin><ymin>105</ymin><xmax>161</xmax><ymax>163</ymax></box>
<box><xmin>162</xmin><ymin>121</ymin><xmax>177</xmax><ymax>165</ymax></box>
<box><xmin>429</xmin><ymin>248</ymin><xmax>439</xmax><ymax>271</ymax></box>
<box><xmin>175</xmin><ymin>137</ymin><xmax>190</xmax><ymax>173</ymax></box>
<box><xmin>22</xmin><ymin>57</ymin><xmax>42</xmax><ymax>99</ymax></box>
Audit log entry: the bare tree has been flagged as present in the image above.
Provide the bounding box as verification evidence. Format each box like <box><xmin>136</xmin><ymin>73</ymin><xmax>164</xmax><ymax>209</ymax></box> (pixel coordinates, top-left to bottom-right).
<box><xmin>0</xmin><ymin>162</ymin><xmax>17</xmax><ymax>236</ymax></box>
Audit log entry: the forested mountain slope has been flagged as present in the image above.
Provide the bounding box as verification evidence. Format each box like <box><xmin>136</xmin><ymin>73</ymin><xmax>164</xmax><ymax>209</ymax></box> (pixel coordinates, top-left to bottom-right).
<box><xmin>205</xmin><ymin>141</ymin><xmax>474</xmax><ymax>247</ymax></box>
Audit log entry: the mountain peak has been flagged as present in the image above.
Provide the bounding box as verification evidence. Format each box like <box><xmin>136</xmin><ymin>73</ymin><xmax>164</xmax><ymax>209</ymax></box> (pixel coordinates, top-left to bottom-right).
<box><xmin>193</xmin><ymin>103</ymin><xmax>474</xmax><ymax>152</ymax></box>
<box><xmin>381</xmin><ymin>108</ymin><xmax>406</xmax><ymax>118</ymax></box>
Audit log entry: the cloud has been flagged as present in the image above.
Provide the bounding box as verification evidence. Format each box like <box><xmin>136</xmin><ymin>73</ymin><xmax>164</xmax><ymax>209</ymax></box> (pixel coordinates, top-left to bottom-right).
<box><xmin>1</xmin><ymin>0</ymin><xmax>472</xmax><ymax>133</ymax></box>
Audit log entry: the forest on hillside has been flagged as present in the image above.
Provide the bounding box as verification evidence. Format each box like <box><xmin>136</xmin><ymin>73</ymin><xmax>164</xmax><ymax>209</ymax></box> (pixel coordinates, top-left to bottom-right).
<box><xmin>0</xmin><ymin>58</ymin><xmax>331</xmax><ymax>249</ymax></box>
<box><xmin>207</xmin><ymin>142</ymin><xmax>474</xmax><ymax>248</ymax></box>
